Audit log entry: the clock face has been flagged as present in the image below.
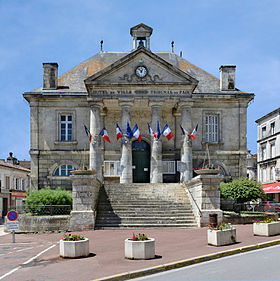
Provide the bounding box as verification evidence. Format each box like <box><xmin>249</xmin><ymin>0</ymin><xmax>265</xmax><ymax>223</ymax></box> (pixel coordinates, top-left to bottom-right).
<box><xmin>135</xmin><ymin>66</ymin><xmax>148</xmax><ymax>78</ymax></box>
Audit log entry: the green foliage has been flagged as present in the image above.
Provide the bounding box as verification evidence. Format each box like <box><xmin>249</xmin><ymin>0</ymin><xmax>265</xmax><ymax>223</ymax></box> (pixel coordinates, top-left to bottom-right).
<box><xmin>25</xmin><ymin>187</ymin><xmax>72</xmax><ymax>206</ymax></box>
<box><xmin>25</xmin><ymin>188</ymin><xmax>72</xmax><ymax>215</ymax></box>
<box><xmin>220</xmin><ymin>178</ymin><xmax>265</xmax><ymax>203</ymax></box>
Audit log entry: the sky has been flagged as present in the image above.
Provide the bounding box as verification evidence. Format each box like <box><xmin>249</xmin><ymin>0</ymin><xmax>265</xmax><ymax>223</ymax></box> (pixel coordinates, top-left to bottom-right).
<box><xmin>0</xmin><ymin>0</ymin><xmax>279</xmax><ymax>161</ymax></box>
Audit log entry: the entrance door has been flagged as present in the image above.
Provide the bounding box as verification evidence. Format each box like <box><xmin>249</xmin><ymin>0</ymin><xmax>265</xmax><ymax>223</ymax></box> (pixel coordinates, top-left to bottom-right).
<box><xmin>2</xmin><ymin>198</ymin><xmax>8</xmax><ymax>218</ymax></box>
<box><xmin>132</xmin><ymin>140</ymin><xmax>150</xmax><ymax>183</ymax></box>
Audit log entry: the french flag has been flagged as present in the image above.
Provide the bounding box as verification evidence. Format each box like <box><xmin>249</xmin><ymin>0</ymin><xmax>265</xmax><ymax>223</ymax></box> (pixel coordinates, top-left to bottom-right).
<box><xmin>180</xmin><ymin>124</ymin><xmax>191</xmax><ymax>139</ymax></box>
<box><xmin>147</xmin><ymin>123</ymin><xmax>157</xmax><ymax>139</ymax></box>
<box><xmin>132</xmin><ymin>124</ymin><xmax>141</xmax><ymax>142</ymax></box>
<box><xmin>116</xmin><ymin>123</ymin><xmax>123</xmax><ymax>140</ymax></box>
<box><xmin>162</xmin><ymin>124</ymin><xmax>174</xmax><ymax>141</ymax></box>
<box><xmin>99</xmin><ymin>127</ymin><xmax>111</xmax><ymax>143</ymax></box>
<box><xmin>191</xmin><ymin>123</ymin><xmax>198</xmax><ymax>139</ymax></box>
<box><xmin>84</xmin><ymin>124</ymin><xmax>92</xmax><ymax>143</ymax></box>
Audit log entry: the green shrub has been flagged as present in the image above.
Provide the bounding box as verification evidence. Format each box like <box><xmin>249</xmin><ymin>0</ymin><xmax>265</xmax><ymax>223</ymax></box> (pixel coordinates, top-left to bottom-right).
<box><xmin>25</xmin><ymin>188</ymin><xmax>72</xmax><ymax>215</ymax></box>
<box><xmin>220</xmin><ymin>178</ymin><xmax>265</xmax><ymax>203</ymax></box>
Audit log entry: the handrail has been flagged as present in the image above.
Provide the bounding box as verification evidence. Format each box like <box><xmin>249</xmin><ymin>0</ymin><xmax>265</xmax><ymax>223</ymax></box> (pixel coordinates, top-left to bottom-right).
<box><xmin>183</xmin><ymin>183</ymin><xmax>202</xmax><ymax>217</ymax></box>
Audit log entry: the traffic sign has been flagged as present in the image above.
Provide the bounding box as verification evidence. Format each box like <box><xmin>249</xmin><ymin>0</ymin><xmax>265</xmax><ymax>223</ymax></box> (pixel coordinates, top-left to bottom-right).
<box><xmin>6</xmin><ymin>221</ymin><xmax>19</xmax><ymax>231</ymax></box>
<box><xmin>7</xmin><ymin>210</ymin><xmax>18</xmax><ymax>221</ymax></box>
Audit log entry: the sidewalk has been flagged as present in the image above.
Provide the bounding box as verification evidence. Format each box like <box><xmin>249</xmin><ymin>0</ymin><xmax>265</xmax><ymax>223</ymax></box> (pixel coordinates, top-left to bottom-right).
<box><xmin>1</xmin><ymin>225</ymin><xmax>280</xmax><ymax>281</ymax></box>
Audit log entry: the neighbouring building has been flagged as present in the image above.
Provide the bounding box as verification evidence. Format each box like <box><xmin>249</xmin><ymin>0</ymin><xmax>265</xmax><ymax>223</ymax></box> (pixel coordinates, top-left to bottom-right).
<box><xmin>246</xmin><ymin>151</ymin><xmax>257</xmax><ymax>180</ymax></box>
<box><xmin>23</xmin><ymin>23</ymin><xmax>254</xmax><ymax>191</ymax></box>
<box><xmin>256</xmin><ymin>107</ymin><xmax>280</xmax><ymax>201</ymax></box>
<box><xmin>0</xmin><ymin>153</ymin><xmax>30</xmax><ymax>218</ymax></box>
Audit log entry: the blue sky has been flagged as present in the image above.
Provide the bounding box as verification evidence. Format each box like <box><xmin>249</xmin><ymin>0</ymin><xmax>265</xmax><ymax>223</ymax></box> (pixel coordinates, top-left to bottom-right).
<box><xmin>0</xmin><ymin>0</ymin><xmax>279</xmax><ymax>160</ymax></box>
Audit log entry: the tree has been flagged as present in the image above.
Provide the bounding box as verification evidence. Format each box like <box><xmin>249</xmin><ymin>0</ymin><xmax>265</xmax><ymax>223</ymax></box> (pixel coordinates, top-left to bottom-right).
<box><xmin>220</xmin><ymin>178</ymin><xmax>265</xmax><ymax>203</ymax></box>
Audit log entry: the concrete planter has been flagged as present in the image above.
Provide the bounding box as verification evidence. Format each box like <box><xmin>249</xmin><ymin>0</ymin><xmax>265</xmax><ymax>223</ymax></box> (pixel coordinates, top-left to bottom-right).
<box><xmin>125</xmin><ymin>238</ymin><xmax>155</xmax><ymax>260</ymax></box>
<box><xmin>208</xmin><ymin>228</ymin><xmax>236</xmax><ymax>246</ymax></box>
<box><xmin>60</xmin><ymin>238</ymin><xmax>89</xmax><ymax>258</ymax></box>
<box><xmin>253</xmin><ymin>221</ymin><xmax>280</xmax><ymax>236</ymax></box>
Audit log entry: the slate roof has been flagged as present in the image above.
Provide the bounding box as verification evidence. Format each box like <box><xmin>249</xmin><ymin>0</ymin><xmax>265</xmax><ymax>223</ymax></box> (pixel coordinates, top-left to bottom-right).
<box><xmin>33</xmin><ymin>52</ymin><xmax>222</xmax><ymax>94</ymax></box>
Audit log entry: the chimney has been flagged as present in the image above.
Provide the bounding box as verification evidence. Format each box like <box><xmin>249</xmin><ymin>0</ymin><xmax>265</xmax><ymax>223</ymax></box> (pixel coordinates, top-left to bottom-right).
<box><xmin>7</xmin><ymin>152</ymin><xmax>18</xmax><ymax>165</ymax></box>
<box><xmin>219</xmin><ymin>65</ymin><xmax>236</xmax><ymax>91</ymax></box>
<box><xmin>43</xmin><ymin>63</ymin><xmax>58</xmax><ymax>89</ymax></box>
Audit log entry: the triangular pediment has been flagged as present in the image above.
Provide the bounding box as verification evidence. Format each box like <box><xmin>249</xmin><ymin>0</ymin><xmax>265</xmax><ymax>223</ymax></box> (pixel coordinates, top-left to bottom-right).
<box><xmin>84</xmin><ymin>47</ymin><xmax>198</xmax><ymax>90</ymax></box>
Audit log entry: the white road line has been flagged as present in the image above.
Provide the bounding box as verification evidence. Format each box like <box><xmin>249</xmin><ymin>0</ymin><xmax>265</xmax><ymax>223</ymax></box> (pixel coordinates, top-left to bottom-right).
<box><xmin>16</xmin><ymin>247</ymin><xmax>33</xmax><ymax>252</ymax></box>
<box><xmin>0</xmin><ymin>242</ymin><xmax>36</xmax><ymax>246</ymax></box>
<box><xmin>0</xmin><ymin>243</ymin><xmax>57</xmax><ymax>280</ymax></box>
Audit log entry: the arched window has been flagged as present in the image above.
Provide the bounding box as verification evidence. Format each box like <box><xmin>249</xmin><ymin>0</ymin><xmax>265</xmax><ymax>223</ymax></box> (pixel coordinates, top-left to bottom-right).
<box><xmin>54</xmin><ymin>164</ymin><xmax>73</xmax><ymax>176</ymax></box>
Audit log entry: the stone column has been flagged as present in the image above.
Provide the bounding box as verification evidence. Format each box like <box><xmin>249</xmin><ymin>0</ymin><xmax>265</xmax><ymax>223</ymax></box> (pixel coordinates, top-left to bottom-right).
<box><xmin>150</xmin><ymin>104</ymin><xmax>163</xmax><ymax>183</ymax></box>
<box><xmin>120</xmin><ymin>103</ymin><xmax>132</xmax><ymax>183</ymax></box>
<box><xmin>90</xmin><ymin>104</ymin><xmax>102</xmax><ymax>181</ymax></box>
<box><xmin>180</xmin><ymin>105</ymin><xmax>193</xmax><ymax>182</ymax></box>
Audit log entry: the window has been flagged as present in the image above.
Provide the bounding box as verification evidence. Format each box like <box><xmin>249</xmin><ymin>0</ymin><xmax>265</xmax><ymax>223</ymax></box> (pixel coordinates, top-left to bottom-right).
<box><xmin>5</xmin><ymin>176</ymin><xmax>10</xmax><ymax>189</ymax></box>
<box><xmin>262</xmin><ymin>167</ymin><xmax>267</xmax><ymax>182</ymax></box>
<box><xmin>22</xmin><ymin>179</ymin><xmax>26</xmax><ymax>190</ymax></box>
<box><xmin>60</xmin><ymin>115</ymin><xmax>72</xmax><ymax>141</ymax></box>
<box><xmin>162</xmin><ymin>161</ymin><xmax>176</xmax><ymax>174</ymax></box>
<box><xmin>271</xmin><ymin>166</ymin><xmax>275</xmax><ymax>181</ymax></box>
<box><xmin>261</xmin><ymin>126</ymin><xmax>266</xmax><ymax>138</ymax></box>
<box><xmin>271</xmin><ymin>143</ymin><xmax>276</xmax><ymax>158</ymax></box>
<box><xmin>261</xmin><ymin>145</ymin><xmax>267</xmax><ymax>160</ymax></box>
<box><xmin>270</xmin><ymin>122</ymin><xmax>275</xmax><ymax>135</ymax></box>
<box><xmin>206</xmin><ymin>115</ymin><xmax>219</xmax><ymax>142</ymax></box>
<box><xmin>104</xmin><ymin>161</ymin><xmax>120</xmax><ymax>176</ymax></box>
<box><xmin>54</xmin><ymin>164</ymin><xmax>73</xmax><ymax>176</ymax></box>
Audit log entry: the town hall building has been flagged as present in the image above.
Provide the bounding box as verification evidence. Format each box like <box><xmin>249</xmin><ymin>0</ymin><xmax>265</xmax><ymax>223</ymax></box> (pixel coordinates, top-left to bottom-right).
<box><xmin>23</xmin><ymin>23</ymin><xmax>254</xmax><ymax>191</ymax></box>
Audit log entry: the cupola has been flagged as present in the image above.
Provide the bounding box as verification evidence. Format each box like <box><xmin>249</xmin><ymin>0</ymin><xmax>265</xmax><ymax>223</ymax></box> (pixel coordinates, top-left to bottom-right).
<box><xmin>130</xmin><ymin>23</ymin><xmax>153</xmax><ymax>50</ymax></box>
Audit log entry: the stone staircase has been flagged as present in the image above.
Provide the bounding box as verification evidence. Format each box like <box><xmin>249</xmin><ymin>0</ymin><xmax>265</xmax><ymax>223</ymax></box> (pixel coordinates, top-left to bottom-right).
<box><xmin>95</xmin><ymin>183</ymin><xmax>198</xmax><ymax>229</ymax></box>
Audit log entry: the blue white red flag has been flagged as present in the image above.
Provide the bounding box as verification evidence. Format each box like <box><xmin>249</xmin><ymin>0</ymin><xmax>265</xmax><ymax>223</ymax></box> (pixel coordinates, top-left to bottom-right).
<box><xmin>191</xmin><ymin>123</ymin><xmax>198</xmax><ymax>139</ymax></box>
<box><xmin>126</xmin><ymin>122</ymin><xmax>133</xmax><ymax>139</ymax></box>
<box><xmin>84</xmin><ymin>124</ymin><xmax>92</xmax><ymax>143</ymax></box>
<box><xmin>156</xmin><ymin>120</ymin><xmax>161</xmax><ymax>140</ymax></box>
<box><xmin>147</xmin><ymin>123</ymin><xmax>157</xmax><ymax>139</ymax></box>
<box><xmin>132</xmin><ymin>124</ymin><xmax>141</xmax><ymax>142</ymax></box>
<box><xmin>99</xmin><ymin>127</ymin><xmax>111</xmax><ymax>143</ymax></box>
<box><xmin>116</xmin><ymin>123</ymin><xmax>123</xmax><ymax>140</ymax></box>
<box><xmin>162</xmin><ymin>124</ymin><xmax>174</xmax><ymax>141</ymax></box>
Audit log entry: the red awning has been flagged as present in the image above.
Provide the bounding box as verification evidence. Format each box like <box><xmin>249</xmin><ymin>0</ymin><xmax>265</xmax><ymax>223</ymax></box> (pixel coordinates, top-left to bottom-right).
<box><xmin>262</xmin><ymin>182</ymin><xmax>280</xmax><ymax>193</ymax></box>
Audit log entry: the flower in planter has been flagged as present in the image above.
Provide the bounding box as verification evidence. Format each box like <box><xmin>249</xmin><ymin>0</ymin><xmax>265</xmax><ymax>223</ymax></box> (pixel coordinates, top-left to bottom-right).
<box><xmin>62</xmin><ymin>233</ymin><xmax>85</xmax><ymax>241</ymax></box>
<box><xmin>208</xmin><ymin>222</ymin><xmax>233</xmax><ymax>231</ymax></box>
<box><xmin>254</xmin><ymin>218</ymin><xmax>277</xmax><ymax>224</ymax></box>
<box><xmin>129</xmin><ymin>233</ymin><xmax>150</xmax><ymax>241</ymax></box>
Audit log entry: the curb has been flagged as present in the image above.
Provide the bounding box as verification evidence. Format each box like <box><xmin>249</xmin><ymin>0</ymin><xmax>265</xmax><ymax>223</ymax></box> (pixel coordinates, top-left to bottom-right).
<box><xmin>92</xmin><ymin>239</ymin><xmax>280</xmax><ymax>281</ymax></box>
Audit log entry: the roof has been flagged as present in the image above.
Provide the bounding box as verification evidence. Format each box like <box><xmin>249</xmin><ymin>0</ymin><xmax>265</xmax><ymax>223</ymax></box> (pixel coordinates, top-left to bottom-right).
<box><xmin>32</xmin><ymin>52</ymin><xmax>223</xmax><ymax>94</ymax></box>
<box><xmin>0</xmin><ymin>161</ymin><xmax>30</xmax><ymax>173</ymax></box>
<box><xmin>255</xmin><ymin>107</ymin><xmax>280</xmax><ymax>123</ymax></box>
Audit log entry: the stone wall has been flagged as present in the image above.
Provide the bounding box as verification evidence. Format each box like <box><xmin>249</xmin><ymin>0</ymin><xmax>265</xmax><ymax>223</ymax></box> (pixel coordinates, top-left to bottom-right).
<box><xmin>7</xmin><ymin>215</ymin><xmax>70</xmax><ymax>233</ymax></box>
<box><xmin>185</xmin><ymin>174</ymin><xmax>223</xmax><ymax>227</ymax></box>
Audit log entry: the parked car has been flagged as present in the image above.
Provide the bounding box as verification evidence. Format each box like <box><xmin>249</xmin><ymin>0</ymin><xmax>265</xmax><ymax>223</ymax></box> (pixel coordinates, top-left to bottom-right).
<box><xmin>255</xmin><ymin>201</ymin><xmax>280</xmax><ymax>213</ymax></box>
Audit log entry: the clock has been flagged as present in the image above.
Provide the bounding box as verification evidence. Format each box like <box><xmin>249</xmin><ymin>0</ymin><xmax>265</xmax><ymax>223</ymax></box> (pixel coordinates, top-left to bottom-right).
<box><xmin>135</xmin><ymin>66</ymin><xmax>148</xmax><ymax>78</ymax></box>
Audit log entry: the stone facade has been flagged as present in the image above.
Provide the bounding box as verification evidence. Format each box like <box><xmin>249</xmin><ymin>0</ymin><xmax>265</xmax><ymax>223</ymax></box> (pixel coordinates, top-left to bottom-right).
<box><xmin>0</xmin><ymin>153</ymin><xmax>30</xmax><ymax>218</ymax></box>
<box><xmin>23</xmin><ymin>24</ymin><xmax>254</xmax><ymax>190</ymax></box>
<box><xmin>256</xmin><ymin>107</ymin><xmax>280</xmax><ymax>184</ymax></box>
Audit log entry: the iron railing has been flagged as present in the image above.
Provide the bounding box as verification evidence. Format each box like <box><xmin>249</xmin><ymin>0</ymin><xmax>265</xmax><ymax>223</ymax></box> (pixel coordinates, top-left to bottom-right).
<box><xmin>9</xmin><ymin>205</ymin><xmax>72</xmax><ymax>216</ymax></box>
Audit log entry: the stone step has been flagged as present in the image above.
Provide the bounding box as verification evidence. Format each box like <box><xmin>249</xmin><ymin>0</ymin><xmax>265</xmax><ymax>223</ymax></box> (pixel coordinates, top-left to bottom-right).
<box><xmin>95</xmin><ymin>223</ymin><xmax>198</xmax><ymax>229</ymax></box>
<box><xmin>96</xmin><ymin>217</ymin><xmax>196</xmax><ymax>223</ymax></box>
<box><xmin>97</xmin><ymin>210</ymin><xmax>194</xmax><ymax>215</ymax></box>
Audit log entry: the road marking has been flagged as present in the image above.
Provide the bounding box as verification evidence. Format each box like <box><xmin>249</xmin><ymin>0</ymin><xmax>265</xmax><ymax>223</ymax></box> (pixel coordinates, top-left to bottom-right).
<box><xmin>0</xmin><ymin>243</ymin><xmax>57</xmax><ymax>280</ymax></box>
<box><xmin>16</xmin><ymin>247</ymin><xmax>33</xmax><ymax>252</ymax></box>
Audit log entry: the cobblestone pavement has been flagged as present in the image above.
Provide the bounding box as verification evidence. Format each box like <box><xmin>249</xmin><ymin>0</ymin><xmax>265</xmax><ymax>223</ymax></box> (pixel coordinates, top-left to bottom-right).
<box><xmin>0</xmin><ymin>225</ymin><xmax>280</xmax><ymax>281</ymax></box>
